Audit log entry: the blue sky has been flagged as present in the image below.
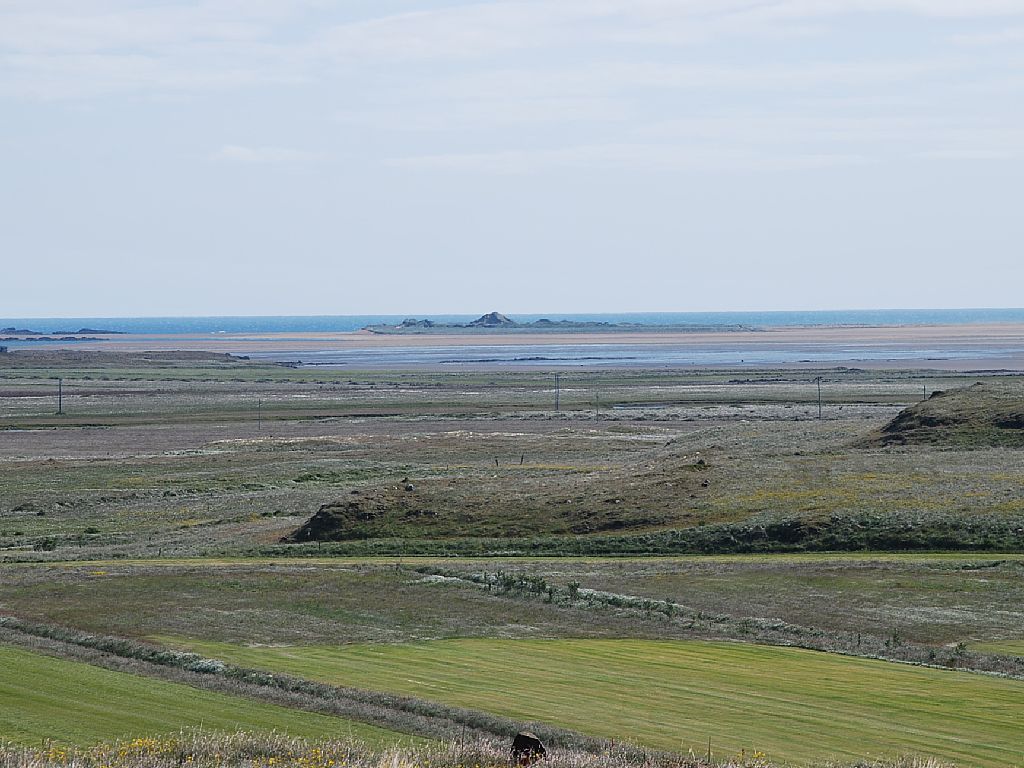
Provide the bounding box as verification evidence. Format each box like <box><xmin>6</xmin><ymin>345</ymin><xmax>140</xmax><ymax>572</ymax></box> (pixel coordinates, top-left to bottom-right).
<box><xmin>2</xmin><ymin>1</ymin><xmax>1022</xmax><ymax>316</ymax></box>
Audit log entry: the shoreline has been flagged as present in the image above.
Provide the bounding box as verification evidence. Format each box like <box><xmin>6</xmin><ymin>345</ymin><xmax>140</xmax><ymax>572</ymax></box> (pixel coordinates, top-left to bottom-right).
<box><xmin>5</xmin><ymin>322</ymin><xmax>1024</xmax><ymax>372</ymax></box>
<box><xmin>16</xmin><ymin>321</ymin><xmax>1024</xmax><ymax>349</ymax></box>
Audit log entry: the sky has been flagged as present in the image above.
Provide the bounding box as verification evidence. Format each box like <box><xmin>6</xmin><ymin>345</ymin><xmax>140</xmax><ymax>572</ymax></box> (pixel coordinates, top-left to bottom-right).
<box><xmin>2</xmin><ymin>0</ymin><xmax>1023</xmax><ymax>317</ymax></box>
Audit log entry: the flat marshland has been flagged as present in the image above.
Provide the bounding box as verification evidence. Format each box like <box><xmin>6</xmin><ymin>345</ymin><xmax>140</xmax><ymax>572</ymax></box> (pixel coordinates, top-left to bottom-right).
<box><xmin>2</xmin><ymin>348</ymin><xmax>1024</xmax><ymax>767</ymax></box>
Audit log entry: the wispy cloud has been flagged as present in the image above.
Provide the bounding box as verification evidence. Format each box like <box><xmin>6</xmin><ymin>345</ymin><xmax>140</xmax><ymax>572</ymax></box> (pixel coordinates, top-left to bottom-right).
<box><xmin>213</xmin><ymin>144</ymin><xmax>324</xmax><ymax>167</ymax></box>
<box><xmin>3</xmin><ymin>0</ymin><xmax>1023</xmax><ymax>99</ymax></box>
<box><xmin>2</xmin><ymin>51</ymin><xmax>289</xmax><ymax>100</ymax></box>
<box><xmin>387</xmin><ymin>143</ymin><xmax>872</xmax><ymax>174</ymax></box>
<box><xmin>952</xmin><ymin>26</ymin><xmax>1024</xmax><ymax>45</ymax></box>
<box><xmin>335</xmin><ymin>95</ymin><xmax>630</xmax><ymax>132</ymax></box>
<box><xmin>915</xmin><ymin>148</ymin><xmax>1015</xmax><ymax>160</ymax></box>
<box><xmin>384</xmin><ymin>102</ymin><xmax>1023</xmax><ymax>172</ymax></box>
<box><xmin>2</xmin><ymin>0</ymin><xmax>1021</xmax><ymax>170</ymax></box>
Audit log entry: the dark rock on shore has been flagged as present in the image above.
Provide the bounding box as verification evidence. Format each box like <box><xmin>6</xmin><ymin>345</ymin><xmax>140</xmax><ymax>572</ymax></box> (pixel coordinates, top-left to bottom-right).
<box><xmin>0</xmin><ymin>327</ymin><xmax>41</xmax><ymax>335</ymax></box>
<box><xmin>51</xmin><ymin>328</ymin><xmax>125</xmax><ymax>335</ymax></box>
<box><xmin>0</xmin><ymin>336</ymin><xmax>102</xmax><ymax>342</ymax></box>
<box><xmin>362</xmin><ymin>311</ymin><xmax>754</xmax><ymax>334</ymax></box>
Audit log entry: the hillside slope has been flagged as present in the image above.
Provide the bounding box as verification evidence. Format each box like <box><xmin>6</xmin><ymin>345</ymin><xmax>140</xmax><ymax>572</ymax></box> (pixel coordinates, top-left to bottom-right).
<box><xmin>284</xmin><ymin>454</ymin><xmax>715</xmax><ymax>542</ymax></box>
<box><xmin>860</xmin><ymin>381</ymin><xmax>1024</xmax><ymax>447</ymax></box>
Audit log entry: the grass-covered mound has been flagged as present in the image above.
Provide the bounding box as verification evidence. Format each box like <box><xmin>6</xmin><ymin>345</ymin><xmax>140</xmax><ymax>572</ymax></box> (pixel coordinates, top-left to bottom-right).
<box><xmin>275</xmin><ymin>508</ymin><xmax>1024</xmax><ymax>556</ymax></box>
<box><xmin>284</xmin><ymin>456</ymin><xmax>713</xmax><ymax>542</ymax></box>
<box><xmin>860</xmin><ymin>381</ymin><xmax>1024</xmax><ymax>447</ymax></box>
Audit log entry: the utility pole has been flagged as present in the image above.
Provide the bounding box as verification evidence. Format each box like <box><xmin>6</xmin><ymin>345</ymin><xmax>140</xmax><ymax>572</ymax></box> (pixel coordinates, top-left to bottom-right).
<box><xmin>57</xmin><ymin>378</ymin><xmax>63</xmax><ymax>415</ymax></box>
<box><xmin>815</xmin><ymin>376</ymin><xmax>822</xmax><ymax>419</ymax></box>
<box><xmin>554</xmin><ymin>373</ymin><xmax>560</xmax><ymax>412</ymax></box>
<box><xmin>595</xmin><ymin>388</ymin><xmax>600</xmax><ymax>422</ymax></box>
<box><xmin>257</xmin><ymin>398</ymin><xmax>262</xmax><ymax>431</ymax></box>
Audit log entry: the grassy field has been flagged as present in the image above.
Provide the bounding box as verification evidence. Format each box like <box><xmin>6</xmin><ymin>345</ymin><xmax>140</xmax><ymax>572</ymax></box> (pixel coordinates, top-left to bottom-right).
<box><xmin>973</xmin><ymin>639</ymin><xmax>1024</xmax><ymax>655</ymax></box>
<box><xmin>5</xmin><ymin>556</ymin><xmax>1024</xmax><ymax>649</ymax></box>
<box><xmin>453</xmin><ymin>556</ymin><xmax>1024</xmax><ymax>645</ymax></box>
<box><xmin>0</xmin><ymin>562</ymin><xmax>649</xmax><ymax>645</ymax></box>
<box><xmin>159</xmin><ymin>638</ymin><xmax>1024</xmax><ymax>767</ymax></box>
<box><xmin>0</xmin><ymin>645</ymin><xmax>406</xmax><ymax>746</ymax></box>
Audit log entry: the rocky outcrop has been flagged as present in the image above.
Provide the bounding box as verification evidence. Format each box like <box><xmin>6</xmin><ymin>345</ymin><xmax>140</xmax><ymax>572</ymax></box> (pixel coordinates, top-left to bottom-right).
<box><xmin>467</xmin><ymin>312</ymin><xmax>516</xmax><ymax>327</ymax></box>
<box><xmin>0</xmin><ymin>328</ymin><xmax>41</xmax><ymax>335</ymax></box>
<box><xmin>51</xmin><ymin>328</ymin><xmax>125</xmax><ymax>335</ymax></box>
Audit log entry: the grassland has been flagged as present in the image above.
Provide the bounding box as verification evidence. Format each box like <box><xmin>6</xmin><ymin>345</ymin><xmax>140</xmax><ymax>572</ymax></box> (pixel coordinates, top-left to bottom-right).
<box><xmin>4</xmin><ymin>556</ymin><xmax>1024</xmax><ymax>651</ymax></box>
<box><xmin>149</xmin><ymin>638</ymin><xmax>1024</xmax><ymax>768</ymax></box>
<box><xmin>3</xmin><ymin>350</ymin><xmax>1024</xmax><ymax>766</ymax></box>
<box><xmin>444</xmin><ymin>556</ymin><xmax>1024</xmax><ymax>645</ymax></box>
<box><xmin>973</xmin><ymin>639</ymin><xmax>1024</xmax><ymax>655</ymax></box>
<box><xmin>6</xmin><ymin>553</ymin><xmax>1024</xmax><ymax>764</ymax></box>
<box><xmin>0</xmin><ymin>562</ymin><xmax>652</xmax><ymax>645</ymax></box>
<box><xmin>8</xmin><ymin>553</ymin><xmax>1024</xmax><ymax>763</ymax></box>
<box><xmin>0</xmin><ymin>645</ymin><xmax>403</xmax><ymax>746</ymax></box>
<box><xmin>3</xmin><ymin>354</ymin><xmax>1022</xmax><ymax>558</ymax></box>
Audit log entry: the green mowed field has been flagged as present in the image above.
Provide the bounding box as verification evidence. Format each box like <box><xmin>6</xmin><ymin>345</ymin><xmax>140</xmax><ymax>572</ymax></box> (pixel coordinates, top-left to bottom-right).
<box><xmin>173</xmin><ymin>638</ymin><xmax>1024</xmax><ymax>768</ymax></box>
<box><xmin>0</xmin><ymin>645</ymin><xmax>408</xmax><ymax>746</ymax></box>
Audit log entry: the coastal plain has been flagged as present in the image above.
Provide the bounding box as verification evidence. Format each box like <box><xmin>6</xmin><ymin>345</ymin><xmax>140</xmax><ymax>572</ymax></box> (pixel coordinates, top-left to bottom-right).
<box><xmin>1</xmin><ymin>328</ymin><xmax>1024</xmax><ymax>767</ymax></box>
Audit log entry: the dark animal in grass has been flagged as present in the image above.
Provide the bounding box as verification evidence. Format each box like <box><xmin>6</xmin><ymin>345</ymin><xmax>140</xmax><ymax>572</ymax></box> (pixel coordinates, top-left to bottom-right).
<box><xmin>510</xmin><ymin>732</ymin><xmax>545</xmax><ymax>765</ymax></box>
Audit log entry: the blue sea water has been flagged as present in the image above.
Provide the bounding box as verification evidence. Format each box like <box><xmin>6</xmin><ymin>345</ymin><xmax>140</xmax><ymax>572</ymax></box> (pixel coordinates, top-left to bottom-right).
<box><xmin>3</xmin><ymin>308</ymin><xmax>1024</xmax><ymax>335</ymax></box>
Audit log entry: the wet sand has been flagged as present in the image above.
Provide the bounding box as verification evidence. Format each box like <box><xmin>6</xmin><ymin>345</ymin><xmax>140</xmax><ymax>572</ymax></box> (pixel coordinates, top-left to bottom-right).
<box><xmin>15</xmin><ymin>323</ymin><xmax>1024</xmax><ymax>370</ymax></box>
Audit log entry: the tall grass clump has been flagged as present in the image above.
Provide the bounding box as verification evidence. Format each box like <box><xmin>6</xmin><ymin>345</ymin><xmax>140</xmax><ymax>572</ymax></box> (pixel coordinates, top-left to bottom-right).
<box><xmin>0</xmin><ymin>732</ymin><xmax>952</xmax><ymax>768</ymax></box>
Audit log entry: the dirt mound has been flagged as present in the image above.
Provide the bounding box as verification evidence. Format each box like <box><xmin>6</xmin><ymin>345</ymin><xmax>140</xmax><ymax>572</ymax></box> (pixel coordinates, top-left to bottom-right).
<box><xmin>283</xmin><ymin>455</ymin><xmax>715</xmax><ymax>543</ymax></box>
<box><xmin>860</xmin><ymin>381</ymin><xmax>1024</xmax><ymax>447</ymax></box>
<box><xmin>285</xmin><ymin>487</ymin><xmax>440</xmax><ymax>542</ymax></box>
